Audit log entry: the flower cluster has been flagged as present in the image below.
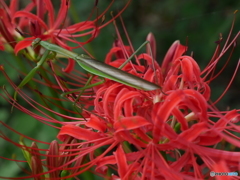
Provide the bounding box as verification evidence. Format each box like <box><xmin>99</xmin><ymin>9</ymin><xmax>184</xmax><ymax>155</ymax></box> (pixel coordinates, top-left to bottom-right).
<box><xmin>56</xmin><ymin>30</ymin><xmax>240</xmax><ymax>179</ymax></box>
<box><xmin>0</xmin><ymin>1</ymin><xmax>240</xmax><ymax>180</ymax></box>
<box><xmin>0</xmin><ymin>0</ymin><xmax>130</xmax><ymax>72</ymax></box>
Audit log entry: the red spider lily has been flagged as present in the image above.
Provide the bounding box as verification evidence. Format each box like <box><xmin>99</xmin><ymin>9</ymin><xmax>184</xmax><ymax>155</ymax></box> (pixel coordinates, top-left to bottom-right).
<box><xmin>56</xmin><ymin>22</ymin><xmax>240</xmax><ymax>179</ymax></box>
<box><xmin>1</xmin><ymin>32</ymin><xmax>240</xmax><ymax>179</ymax></box>
<box><xmin>1</xmin><ymin>6</ymin><xmax>240</xmax><ymax>180</ymax></box>
<box><xmin>0</xmin><ymin>0</ymin><xmax>131</xmax><ymax>72</ymax></box>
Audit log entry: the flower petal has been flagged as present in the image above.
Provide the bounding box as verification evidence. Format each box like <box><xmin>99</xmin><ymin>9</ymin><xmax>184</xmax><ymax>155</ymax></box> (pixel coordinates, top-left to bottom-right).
<box><xmin>57</xmin><ymin>124</ymin><xmax>102</xmax><ymax>141</ymax></box>
<box><xmin>114</xmin><ymin>145</ymin><xmax>128</xmax><ymax>178</ymax></box>
<box><xmin>14</xmin><ymin>38</ymin><xmax>34</xmax><ymax>54</ymax></box>
<box><xmin>114</xmin><ymin>116</ymin><xmax>151</xmax><ymax>133</ymax></box>
<box><xmin>85</xmin><ymin>114</ymin><xmax>107</xmax><ymax>132</ymax></box>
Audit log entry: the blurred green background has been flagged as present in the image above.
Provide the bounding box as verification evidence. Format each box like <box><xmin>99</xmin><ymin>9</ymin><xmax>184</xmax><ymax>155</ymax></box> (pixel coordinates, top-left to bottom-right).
<box><xmin>0</xmin><ymin>0</ymin><xmax>240</xmax><ymax>179</ymax></box>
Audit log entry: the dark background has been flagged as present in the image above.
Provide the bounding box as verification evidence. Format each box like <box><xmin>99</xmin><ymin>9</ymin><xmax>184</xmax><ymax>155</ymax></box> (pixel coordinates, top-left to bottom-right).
<box><xmin>0</xmin><ymin>0</ymin><xmax>240</xmax><ymax>178</ymax></box>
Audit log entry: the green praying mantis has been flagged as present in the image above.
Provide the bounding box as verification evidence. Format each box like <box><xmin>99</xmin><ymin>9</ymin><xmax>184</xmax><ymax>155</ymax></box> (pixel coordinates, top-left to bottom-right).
<box><xmin>14</xmin><ymin>38</ymin><xmax>162</xmax><ymax>101</ymax></box>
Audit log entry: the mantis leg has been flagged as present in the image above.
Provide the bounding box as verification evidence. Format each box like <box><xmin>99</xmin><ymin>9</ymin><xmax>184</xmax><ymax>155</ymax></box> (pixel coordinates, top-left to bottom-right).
<box><xmin>61</xmin><ymin>75</ymin><xmax>105</xmax><ymax>110</ymax></box>
<box><xmin>60</xmin><ymin>41</ymin><xmax>153</xmax><ymax>109</ymax></box>
<box><xmin>14</xmin><ymin>50</ymin><xmax>52</xmax><ymax>100</ymax></box>
<box><xmin>35</xmin><ymin>38</ymin><xmax>160</xmax><ymax>91</ymax></box>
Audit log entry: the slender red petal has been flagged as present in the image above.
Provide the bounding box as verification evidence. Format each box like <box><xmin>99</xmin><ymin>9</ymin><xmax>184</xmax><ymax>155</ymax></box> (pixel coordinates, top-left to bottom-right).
<box><xmin>114</xmin><ymin>116</ymin><xmax>151</xmax><ymax>133</ymax></box>
<box><xmin>114</xmin><ymin>145</ymin><xmax>128</xmax><ymax>178</ymax></box>
<box><xmin>43</xmin><ymin>0</ymin><xmax>55</xmax><ymax>27</ymax></box>
<box><xmin>162</xmin><ymin>40</ymin><xmax>187</xmax><ymax>76</ymax></box>
<box><xmin>14</xmin><ymin>37</ymin><xmax>34</xmax><ymax>54</ymax></box>
<box><xmin>13</xmin><ymin>11</ymin><xmax>48</xmax><ymax>31</ymax></box>
<box><xmin>85</xmin><ymin>114</ymin><xmax>107</xmax><ymax>132</ymax></box>
<box><xmin>52</xmin><ymin>0</ymin><xmax>68</xmax><ymax>30</ymax></box>
<box><xmin>57</xmin><ymin>125</ymin><xmax>102</xmax><ymax>141</ymax></box>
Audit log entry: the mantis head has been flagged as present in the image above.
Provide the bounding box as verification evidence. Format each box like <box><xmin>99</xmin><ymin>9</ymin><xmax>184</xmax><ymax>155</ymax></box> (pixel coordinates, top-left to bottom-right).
<box><xmin>32</xmin><ymin>38</ymin><xmax>41</xmax><ymax>49</ymax></box>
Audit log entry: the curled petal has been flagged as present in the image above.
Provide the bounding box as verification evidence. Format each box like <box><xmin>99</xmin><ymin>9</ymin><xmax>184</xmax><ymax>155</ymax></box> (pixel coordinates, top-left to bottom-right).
<box><xmin>163</xmin><ymin>75</ymin><xmax>178</xmax><ymax>91</ymax></box>
<box><xmin>153</xmin><ymin>89</ymin><xmax>208</xmax><ymax>142</ymax></box>
<box><xmin>114</xmin><ymin>116</ymin><xmax>151</xmax><ymax>133</ymax></box>
<box><xmin>101</xmin><ymin>84</ymin><xmax>125</xmax><ymax>119</ymax></box>
<box><xmin>57</xmin><ymin>125</ymin><xmax>102</xmax><ymax>141</ymax></box>
<box><xmin>112</xmin><ymin>40</ymin><xmax>132</xmax><ymax>59</ymax></box>
<box><xmin>166</xmin><ymin>55</ymin><xmax>202</xmax><ymax>88</ymax></box>
<box><xmin>114</xmin><ymin>90</ymin><xmax>143</xmax><ymax>120</ymax></box>
<box><xmin>114</xmin><ymin>145</ymin><xmax>128</xmax><ymax>178</ymax></box>
<box><xmin>14</xmin><ymin>38</ymin><xmax>34</xmax><ymax>54</ymax></box>
<box><xmin>214</xmin><ymin>109</ymin><xmax>239</xmax><ymax>128</ymax></box>
<box><xmin>62</xmin><ymin>58</ymin><xmax>75</xmax><ymax>73</ymax></box>
<box><xmin>177</xmin><ymin>122</ymin><xmax>208</xmax><ymax>142</ymax></box>
<box><xmin>105</xmin><ymin>47</ymin><xmax>125</xmax><ymax>64</ymax></box>
<box><xmin>177</xmin><ymin>56</ymin><xmax>201</xmax><ymax>83</ymax></box>
<box><xmin>13</xmin><ymin>11</ymin><xmax>48</xmax><ymax>31</ymax></box>
<box><xmin>162</xmin><ymin>40</ymin><xmax>187</xmax><ymax>76</ymax></box>
<box><xmin>85</xmin><ymin>114</ymin><xmax>107</xmax><ymax>132</ymax></box>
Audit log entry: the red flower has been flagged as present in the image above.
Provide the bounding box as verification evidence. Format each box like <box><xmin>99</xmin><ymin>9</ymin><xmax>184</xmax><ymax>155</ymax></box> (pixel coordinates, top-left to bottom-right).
<box><xmin>0</xmin><ymin>0</ymin><xmax>131</xmax><ymax>72</ymax></box>
<box><xmin>1</xmin><ymin>2</ymin><xmax>240</xmax><ymax>179</ymax></box>
<box><xmin>57</xmin><ymin>24</ymin><xmax>240</xmax><ymax>179</ymax></box>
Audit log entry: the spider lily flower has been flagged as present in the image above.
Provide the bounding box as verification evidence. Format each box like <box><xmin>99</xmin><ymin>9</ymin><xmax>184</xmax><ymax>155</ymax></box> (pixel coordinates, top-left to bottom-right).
<box><xmin>1</xmin><ymin>30</ymin><xmax>240</xmax><ymax>179</ymax></box>
<box><xmin>0</xmin><ymin>0</ymin><xmax>131</xmax><ymax>72</ymax></box>
<box><xmin>57</xmin><ymin>25</ymin><xmax>240</xmax><ymax>179</ymax></box>
<box><xmin>1</xmin><ymin>5</ymin><xmax>240</xmax><ymax>180</ymax></box>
